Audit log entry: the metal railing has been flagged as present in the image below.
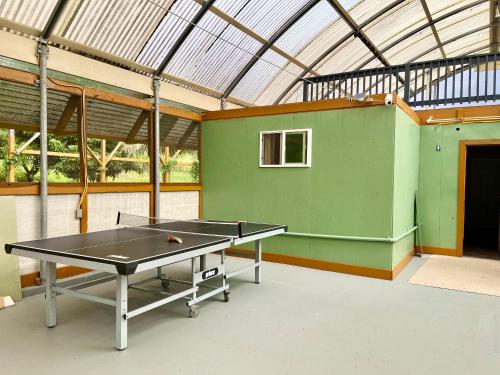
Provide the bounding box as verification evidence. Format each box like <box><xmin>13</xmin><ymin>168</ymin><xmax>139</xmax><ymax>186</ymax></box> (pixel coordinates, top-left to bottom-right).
<box><xmin>303</xmin><ymin>53</ymin><xmax>500</xmax><ymax>108</ymax></box>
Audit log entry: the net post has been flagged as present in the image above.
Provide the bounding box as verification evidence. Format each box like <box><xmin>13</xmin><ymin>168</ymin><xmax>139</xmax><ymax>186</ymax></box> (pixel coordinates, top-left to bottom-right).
<box><xmin>238</xmin><ymin>222</ymin><xmax>243</xmax><ymax>238</ymax></box>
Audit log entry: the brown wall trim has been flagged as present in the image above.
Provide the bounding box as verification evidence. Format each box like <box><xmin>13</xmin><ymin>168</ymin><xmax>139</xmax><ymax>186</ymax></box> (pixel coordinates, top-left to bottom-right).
<box><xmin>0</xmin><ymin>183</ymin><xmax>201</xmax><ymax>195</ymax></box>
<box><xmin>21</xmin><ymin>266</ymin><xmax>91</xmax><ymax>288</ymax></box>
<box><xmin>456</xmin><ymin>140</ymin><xmax>500</xmax><ymax>257</ymax></box>
<box><xmin>421</xmin><ymin>246</ymin><xmax>457</xmax><ymax>256</ymax></box>
<box><xmin>394</xmin><ymin>96</ymin><xmax>423</xmax><ymax>125</ymax></box>
<box><xmin>392</xmin><ymin>248</ymin><xmax>416</xmax><ymax>279</ymax></box>
<box><xmin>226</xmin><ymin>248</ymin><xmax>396</xmax><ymax>280</ymax></box>
<box><xmin>417</xmin><ymin>105</ymin><xmax>500</xmax><ymax>125</ymax></box>
<box><xmin>203</xmin><ymin>94</ymin><xmax>397</xmax><ymax>122</ymax></box>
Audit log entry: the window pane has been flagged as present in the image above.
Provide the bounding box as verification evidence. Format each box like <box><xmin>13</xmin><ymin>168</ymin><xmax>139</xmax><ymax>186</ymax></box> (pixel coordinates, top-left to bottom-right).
<box><xmin>262</xmin><ymin>133</ymin><xmax>282</xmax><ymax>165</ymax></box>
<box><xmin>285</xmin><ymin>132</ymin><xmax>305</xmax><ymax>164</ymax></box>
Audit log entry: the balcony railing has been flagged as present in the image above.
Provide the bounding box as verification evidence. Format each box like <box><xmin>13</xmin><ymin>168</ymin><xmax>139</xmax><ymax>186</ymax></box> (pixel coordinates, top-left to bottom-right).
<box><xmin>303</xmin><ymin>53</ymin><xmax>500</xmax><ymax>108</ymax></box>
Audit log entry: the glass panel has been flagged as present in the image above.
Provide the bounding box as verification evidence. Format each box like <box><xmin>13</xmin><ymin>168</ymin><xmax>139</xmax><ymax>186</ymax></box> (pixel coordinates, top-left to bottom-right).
<box><xmin>262</xmin><ymin>133</ymin><xmax>282</xmax><ymax>165</ymax></box>
<box><xmin>285</xmin><ymin>132</ymin><xmax>306</xmax><ymax>164</ymax></box>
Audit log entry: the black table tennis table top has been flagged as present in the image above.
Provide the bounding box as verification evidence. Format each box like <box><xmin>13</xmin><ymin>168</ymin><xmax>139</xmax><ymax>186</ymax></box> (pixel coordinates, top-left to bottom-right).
<box><xmin>5</xmin><ymin>220</ymin><xmax>287</xmax><ymax>275</ymax></box>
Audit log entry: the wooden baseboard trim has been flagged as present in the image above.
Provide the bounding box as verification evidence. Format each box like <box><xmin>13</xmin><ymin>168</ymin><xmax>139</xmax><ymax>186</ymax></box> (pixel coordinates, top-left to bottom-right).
<box><xmin>226</xmin><ymin>248</ymin><xmax>393</xmax><ymax>280</ymax></box>
<box><xmin>20</xmin><ymin>266</ymin><xmax>91</xmax><ymax>288</ymax></box>
<box><xmin>392</xmin><ymin>248</ymin><xmax>416</xmax><ymax>279</ymax></box>
<box><xmin>419</xmin><ymin>246</ymin><xmax>457</xmax><ymax>256</ymax></box>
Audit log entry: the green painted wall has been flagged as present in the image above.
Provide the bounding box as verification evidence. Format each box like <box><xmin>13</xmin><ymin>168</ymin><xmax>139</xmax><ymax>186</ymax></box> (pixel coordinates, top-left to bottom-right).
<box><xmin>418</xmin><ymin>122</ymin><xmax>500</xmax><ymax>250</ymax></box>
<box><xmin>203</xmin><ymin>106</ymin><xmax>405</xmax><ymax>270</ymax></box>
<box><xmin>391</xmin><ymin>108</ymin><xmax>420</xmax><ymax>267</ymax></box>
<box><xmin>0</xmin><ymin>196</ymin><xmax>21</xmax><ymax>301</ymax></box>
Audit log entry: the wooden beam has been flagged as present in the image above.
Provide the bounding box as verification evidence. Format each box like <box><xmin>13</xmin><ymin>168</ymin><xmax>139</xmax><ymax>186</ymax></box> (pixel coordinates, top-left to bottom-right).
<box><xmin>106</xmin><ymin>141</ymin><xmax>124</xmax><ymax>162</ymax></box>
<box><xmin>158</xmin><ymin>104</ymin><xmax>202</xmax><ymax>122</ymax></box>
<box><xmin>54</xmin><ymin>95</ymin><xmax>79</xmax><ymax>135</ymax></box>
<box><xmin>7</xmin><ymin>129</ymin><xmax>15</xmax><ymax>182</ymax></box>
<box><xmin>126</xmin><ymin>110</ymin><xmax>148</xmax><ymax>143</ymax></box>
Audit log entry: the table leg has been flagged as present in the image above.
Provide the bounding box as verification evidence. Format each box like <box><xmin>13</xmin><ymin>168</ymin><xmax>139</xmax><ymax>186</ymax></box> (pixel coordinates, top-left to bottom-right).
<box><xmin>200</xmin><ymin>254</ymin><xmax>206</xmax><ymax>271</ymax></box>
<box><xmin>45</xmin><ymin>261</ymin><xmax>57</xmax><ymax>328</ymax></box>
<box><xmin>255</xmin><ymin>240</ymin><xmax>262</xmax><ymax>284</ymax></box>
<box><xmin>116</xmin><ymin>275</ymin><xmax>128</xmax><ymax>350</ymax></box>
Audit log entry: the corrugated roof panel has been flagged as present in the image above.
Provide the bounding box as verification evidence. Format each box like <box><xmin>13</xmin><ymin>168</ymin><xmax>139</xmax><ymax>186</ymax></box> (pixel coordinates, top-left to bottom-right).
<box><xmin>316</xmin><ymin>36</ymin><xmax>374</xmax><ymax>74</ymax></box>
<box><xmin>273</xmin><ymin>1</ymin><xmax>338</xmax><ymax>57</ymax></box>
<box><xmin>135</xmin><ymin>0</ymin><xmax>200</xmax><ymax>68</ymax></box>
<box><xmin>215</xmin><ymin>0</ymin><xmax>311</xmax><ymax>40</ymax></box>
<box><xmin>159</xmin><ymin>115</ymin><xmax>198</xmax><ymax>149</ymax></box>
<box><xmin>363</xmin><ymin>0</ymin><xmax>427</xmax><ymax>52</ymax></box>
<box><xmin>164</xmin><ymin>11</ymin><xmax>263</xmax><ymax>92</ymax></box>
<box><xmin>230</xmin><ymin>49</ymin><xmax>290</xmax><ymax>103</ymax></box>
<box><xmin>444</xmin><ymin>30</ymin><xmax>489</xmax><ymax>57</ymax></box>
<box><xmin>428</xmin><ymin>0</ymin><xmax>481</xmax><ymax>18</ymax></box>
<box><xmin>57</xmin><ymin>0</ymin><xmax>175</xmax><ymax>62</ymax></box>
<box><xmin>436</xmin><ymin>5</ymin><xmax>488</xmax><ymax>42</ymax></box>
<box><xmin>282</xmin><ymin>81</ymin><xmax>306</xmax><ymax>104</ymax></box>
<box><xmin>384</xmin><ymin>27</ymin><xmax>436</xmax><ymax>64</ymax></box>
<box><xmin>253</xmin><ymin>62</ymin><xmax>304</xmax><ymax>106</ymax></box>
<box><xmin>291</xmin><ymin>17</ymin><xmax>352</xmax><ymax>67</ymax></box>
<box><xmin>349</xmin><ymin>0</ymin><xmax>401</xmax><ymax>25</ymax></box>
<box><xmin>0</xmin><ymin>0</ymin><xmax>58</xmax><ymax>30</ymax></box>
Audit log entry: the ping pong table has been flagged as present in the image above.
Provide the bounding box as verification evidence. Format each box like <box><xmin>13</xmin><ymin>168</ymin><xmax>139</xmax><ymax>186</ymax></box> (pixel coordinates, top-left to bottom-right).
<box><xmin>4</xmin><ymin>212</ymin><xmax>287</xmax><ymax>350</ymax></box>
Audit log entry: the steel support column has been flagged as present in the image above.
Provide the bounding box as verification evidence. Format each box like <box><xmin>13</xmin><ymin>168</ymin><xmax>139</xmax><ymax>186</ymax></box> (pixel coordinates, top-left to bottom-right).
<box><xmin>152</xmin><ymin>77</ymin><xmax>161</xmax><ymax>217</ymax></box>
<box><xmin>38</xmin><ymin>41</ymin><xmax>49</xmax><ymax>284</ymax></box>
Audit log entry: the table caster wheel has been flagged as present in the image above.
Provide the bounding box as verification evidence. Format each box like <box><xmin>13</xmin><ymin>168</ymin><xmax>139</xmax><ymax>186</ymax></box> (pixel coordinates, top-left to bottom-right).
<box><xmin>189</xmin><ymin>305</ymin><xmax>199</xmax><ymax>318</ymax></box>
<box><xmin>161</xmin><ymin>279</ymin><xmax>170</xmax><ymax>289</ymax></box>
<box><xmin>223</xmin><ymin>290</ymin><xmax>230</xmax><ymax>302</ymax></box>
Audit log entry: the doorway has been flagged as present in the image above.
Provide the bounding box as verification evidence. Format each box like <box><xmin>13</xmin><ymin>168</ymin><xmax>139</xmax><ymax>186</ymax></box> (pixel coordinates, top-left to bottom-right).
<box><xmin>461</xmin><ymin>144</ymin><xmax>500</xmax><ymax>259</ymax></box>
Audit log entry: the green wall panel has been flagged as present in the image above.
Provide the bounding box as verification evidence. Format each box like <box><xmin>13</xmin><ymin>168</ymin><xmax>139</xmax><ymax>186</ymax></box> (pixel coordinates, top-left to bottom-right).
<box><xmin>202</xmin><ymin>106</ymin><xmax>398</xmax><ymax>270</ymax></box>
<box><xmin>418</xmin><ymin>122</ymin><xmax>500</xmax><ymax>249</ymax></box>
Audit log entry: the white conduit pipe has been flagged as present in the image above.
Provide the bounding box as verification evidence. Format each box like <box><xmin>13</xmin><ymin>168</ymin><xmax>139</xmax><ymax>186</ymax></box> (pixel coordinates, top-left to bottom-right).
<box><xmin>283</xmin><ymin>226</ymin><xmax>418</xmax><ymax>243</ymax></box>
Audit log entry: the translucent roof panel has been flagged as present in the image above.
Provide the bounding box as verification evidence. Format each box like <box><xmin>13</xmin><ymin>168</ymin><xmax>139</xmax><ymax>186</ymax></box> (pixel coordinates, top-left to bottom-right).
<box><xmin>136</xmin><ymin>0</ymin><xmax>201</xmax><ymax>68</ymax></box>
<box><xmin>55</xmin><ymin>0</ymin><xmax>175</xmax><ymax>62</ymax></box>
<box><xmin>444</xmin><ymin>29</ymin><xmax>489</xmax><ymax>57</ymax></box>
<box><xmin>427</xmin><ymin>0</ymin><xmax>484</xmax><ymax>18</ymax></box>
<box><xmin>273</xmin><ymin>1</ymin><xmax>339</xmax><ymax>57</ymax></box>
<box><xmin>214</xmin><ymin>0</ymin><xmax>312</xmax><ymax>40</ymax></box>
<box><xmin>316</xmin><ymin>36</ymin><xmax>375</xmax><ymax>74</ymax></box>
<box><xmin>363</xmin><ymin>0</ymin><xmax>428</xmax><ymax>53</ymax></box>
<box><xmin>385</xmin><ymin>27</ymin><xmax>437</xmax><ymax>64</ymax></box>
<box><xmin>254</xmin><ymin>62</ymin><xmax>304</xmax><ymax>106</ymax></box>
<box><xmin>163</xmin><ymin>10</ymin><xmax>263</xmax><ymax>93</ymax></box>
<box><xmin>0</xmin><ymin>0</ymin><xmax>58</xmax><ymax>30</ymax></box>
<box><xmin>230</xmin><ymin>50</ymin><xmax>290</xmax><ymax>103</ymax></box>
<box><xmin>349</xmin><ymin>0</ymin><xmax>404</xmax><ymax>25</ymax></box>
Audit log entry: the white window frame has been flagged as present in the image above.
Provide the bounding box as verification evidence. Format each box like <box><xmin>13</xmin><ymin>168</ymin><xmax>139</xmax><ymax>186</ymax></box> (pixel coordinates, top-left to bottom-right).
<box><xmin>259</xmin><ymin>129</ymin><xmax>312</xmax><ymax>168</ymax></box>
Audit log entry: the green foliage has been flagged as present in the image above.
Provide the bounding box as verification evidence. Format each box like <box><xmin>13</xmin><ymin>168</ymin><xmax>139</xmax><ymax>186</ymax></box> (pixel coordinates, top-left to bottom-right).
<box><xmin>0</xmin><ymin>129</ymin><xmax>148</xmax><ymax>182</ymax></box>
<box><xmin>190</xmin><ymin>160</ymin><xmax>199</xmax><ymax>183</ymax></box>
<box><xmin>161</xmin><ymin>159</ymin><xmax>178</xmax><ymax>178</ymax></box>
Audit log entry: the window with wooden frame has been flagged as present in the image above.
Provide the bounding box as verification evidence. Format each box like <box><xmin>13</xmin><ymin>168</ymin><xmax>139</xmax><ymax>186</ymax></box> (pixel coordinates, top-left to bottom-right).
<box><xmin>260</xmin><ymin>129</ymin><xmax>312</xmax><ymax>168</ymax></box>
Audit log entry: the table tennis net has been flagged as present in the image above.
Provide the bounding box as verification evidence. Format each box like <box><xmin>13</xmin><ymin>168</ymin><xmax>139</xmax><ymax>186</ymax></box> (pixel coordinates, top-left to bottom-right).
<box><xmin>116</xmin><ymin>212</ymin><xmax>243</xmax><ymax>238</ymax></box>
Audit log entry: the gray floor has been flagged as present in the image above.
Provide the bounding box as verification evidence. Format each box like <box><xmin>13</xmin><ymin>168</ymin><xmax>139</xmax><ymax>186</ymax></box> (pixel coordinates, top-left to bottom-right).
<box><xmin>1</xmin><ymin>255</ymin><xmax>499</xmax><ymax>375</ymax></box>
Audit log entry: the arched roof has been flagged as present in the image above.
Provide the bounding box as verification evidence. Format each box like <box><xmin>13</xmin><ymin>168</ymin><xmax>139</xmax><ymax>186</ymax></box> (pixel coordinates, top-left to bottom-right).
<box><xmin>0</xmin><ymin>0</ymin><xmax>494</xmax><ymax>107</ymax></box>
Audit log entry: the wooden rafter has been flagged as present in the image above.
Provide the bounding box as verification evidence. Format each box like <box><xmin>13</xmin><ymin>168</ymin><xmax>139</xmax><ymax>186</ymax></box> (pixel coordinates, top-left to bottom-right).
<box><xmin>54</xmin><ymin>95</ymin><xmax>79</xmax><ymax>135</ymax></box>
<box><xmin>125</xmin><ymin>110</ymin><xmax>148</xmax><ymax>143</ymax></box>
<box><xmin>175</xmin><ymin>124</ymin><xmax>197</xmax><ymax>150</ymax></box>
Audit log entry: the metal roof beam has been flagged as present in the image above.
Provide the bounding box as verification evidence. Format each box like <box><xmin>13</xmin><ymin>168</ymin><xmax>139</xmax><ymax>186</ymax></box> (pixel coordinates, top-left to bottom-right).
<box><xmin>155</xmin><ymin>0</ymin><xmax>217</xmax><ymax>76</ymax></box>
<box><xmin>41</xmin><ymin>0</ymin><xmax>69</xmax><ymax>40</ymax></box>
<box><xmin>420</xmin><ymin>0</ymin><xmax>447</xmax><ymax>59</ymax></box>
<box><xmin>222</xmin><ymin>0</ymin><xmax>321</xmax><ymax>98</ymax></box>
<box><xmin>325</xmin><ymin>0</ymin><xmax>391</xmax><ymax>66</ymax></box>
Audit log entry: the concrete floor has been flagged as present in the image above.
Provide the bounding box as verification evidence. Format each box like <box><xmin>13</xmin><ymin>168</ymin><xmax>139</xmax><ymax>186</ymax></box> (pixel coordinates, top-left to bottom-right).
<box><xmin>1</xmin><ymin>255</ymin><xmax>500</xmax><ymax>375</ymax></box>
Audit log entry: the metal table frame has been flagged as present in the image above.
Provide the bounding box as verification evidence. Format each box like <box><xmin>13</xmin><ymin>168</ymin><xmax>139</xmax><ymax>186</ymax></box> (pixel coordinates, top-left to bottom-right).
<box><xmin>9</xmin><ymin>228</ymin><xmax>284</xmax><ymax>350</ymax></box>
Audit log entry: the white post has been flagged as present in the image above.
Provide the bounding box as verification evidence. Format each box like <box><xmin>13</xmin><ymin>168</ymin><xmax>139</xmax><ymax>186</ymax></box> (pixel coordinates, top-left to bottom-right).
<box><xmin>45</xmin><ymin>261</ymin><xmax>56</xmax><ymax>327</ymax></box>
<box><xmin>115</xmin><ymin>275</ymin><xmax>128</xmax><ymax>350</ymax></box>
<box><xmin>255</xmin><ymin>240</ymin><xmax>262</xmax><ymax>284</ymax></box>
